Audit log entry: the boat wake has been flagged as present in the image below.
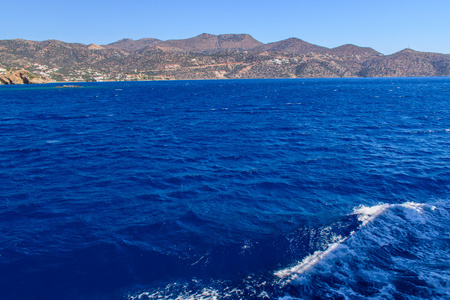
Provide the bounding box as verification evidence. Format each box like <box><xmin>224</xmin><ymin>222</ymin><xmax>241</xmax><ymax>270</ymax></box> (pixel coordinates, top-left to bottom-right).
<box><xmin>128</xmin><ymin>200</ymin><xmax>449</xmax><ymax>299</ymax></box>
<box><xmin>274</xmin><ymin>202</ymin><xmax>437</xmax><ymax>281</ymax></box>
<box><xmin>274</xmin><ymin>201</ymin><xmax>448</xmax><ymax>299</ymax></box>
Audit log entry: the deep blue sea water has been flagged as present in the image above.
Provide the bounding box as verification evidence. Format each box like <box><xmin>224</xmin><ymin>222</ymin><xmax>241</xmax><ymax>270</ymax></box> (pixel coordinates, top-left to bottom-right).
<box><xmin>0</xmin><ymin>78</ymin><xmax>449</xmax><ymax>300</ymax></box>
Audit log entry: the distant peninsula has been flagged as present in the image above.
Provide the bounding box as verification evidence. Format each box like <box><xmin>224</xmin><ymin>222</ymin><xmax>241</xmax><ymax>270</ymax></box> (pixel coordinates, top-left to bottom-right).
<box><xmin>1</xmin><ymin>33</ymin><xmax>449</xmax><ymax>84</ymax></box>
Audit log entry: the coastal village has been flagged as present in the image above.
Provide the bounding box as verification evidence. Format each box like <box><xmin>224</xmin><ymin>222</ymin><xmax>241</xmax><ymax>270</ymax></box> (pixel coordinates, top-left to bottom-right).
<box><xmin>20</xmin><ymin>63</ymin><xmax>173</xmax><ymax>82</ymax></box>
<box><xmin>0</xmin><ymin>64</ymin><xmax>174</xmax><ymax>84</ymax></box>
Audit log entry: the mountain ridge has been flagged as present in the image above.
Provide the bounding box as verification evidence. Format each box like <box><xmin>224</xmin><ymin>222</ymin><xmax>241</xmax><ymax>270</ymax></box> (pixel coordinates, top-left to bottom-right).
<box><xmin>252</xmin><ymin>37</ymin><xmax>331</xmax><ymax>55</ymax></box>
<box><xmin>1</xmin><ymin>33</ymin><xmax>449</xmax><ymax>83</ymax></box>
<box><xmin>104</xmin><ymin>33</ymin><xmax>383</xmax><ymax>57</ymax></box>
<box><xmin>157</xmin><ymin>33</ymin><xmax>264</xmax><ymax>54</ymax></box>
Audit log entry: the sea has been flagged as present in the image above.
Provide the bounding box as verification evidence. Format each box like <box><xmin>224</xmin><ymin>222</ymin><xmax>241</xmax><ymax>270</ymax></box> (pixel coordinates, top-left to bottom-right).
<box><xmin>0</xmin><ymin>78</ymin><xmax>449</xmax><ymax>300</ymax></box>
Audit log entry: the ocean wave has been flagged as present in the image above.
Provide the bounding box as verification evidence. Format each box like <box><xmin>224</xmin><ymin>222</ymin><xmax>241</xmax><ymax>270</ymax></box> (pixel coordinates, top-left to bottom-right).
<box><xmin>277</xmin><ymin>200</ymin><xmax>450</xmax><ymax>299</ymax></box>
<box><xmin>127</xmin><ymin>200</ymin><xmax>449</xmax><ymax>300</ymax></box>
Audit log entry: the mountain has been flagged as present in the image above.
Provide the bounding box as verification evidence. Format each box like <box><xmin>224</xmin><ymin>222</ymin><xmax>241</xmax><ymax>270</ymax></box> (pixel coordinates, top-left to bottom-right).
<box><xmin>358</xmin><ymin>49</ymin><xmax>450</xmax><ymax>77</ymax></box>
<box><xmin>330</xmin><ymin>44</ymin><xmax>381</xmax><ymax>57</ymax></box>
<box><xmin>107</xmin><ymin>38</ymin><xmax>162</xmax><ymax>52</ymax></box>
<box><xmin>252</xmin><ymin>38</ymin><xmax>330</xmax><ymax>54</ymax></box>
<box><xmin>0</xmin><ymin>38</ymin><xmax>128</xmax><ymax>68</ymax></box>
<box><xmin>105</xmin><ymin>34</ymin><xmax>263</xmax><ymax>54</ymax></box>
<box><xmin>1</xmin><ymin>34</ymin><xmax>449</xmax><ymax>83</ymax></box>
<box><xmin>158</xmin><ymin>33</ymin><xmax>264</xmax><ymax>54</ymax></box>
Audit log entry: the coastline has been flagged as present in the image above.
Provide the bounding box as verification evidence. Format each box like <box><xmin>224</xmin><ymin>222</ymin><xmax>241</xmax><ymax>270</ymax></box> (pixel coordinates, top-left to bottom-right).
<box><xmin>2</xmin><ymin>74</ymin><xmax>450</xmax><ymax>86</ymax></box>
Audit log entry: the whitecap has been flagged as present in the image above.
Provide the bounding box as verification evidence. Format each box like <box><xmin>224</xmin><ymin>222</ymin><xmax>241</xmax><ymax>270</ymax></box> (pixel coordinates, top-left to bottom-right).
<box><xmin>276</xmin><ymin>200</ymin><xmax>449</xmax><ymax>299</ymax></box>
<box><xmin>352</xmin><ymin>203</ymin><xmax>390</xmax><ymax>226</ymax></box>
<box><xmin>274</xmin><ymin>237</ymin><xmax>348</xmax><ymax>280</ymax></box>
<box><xmin>275</xmin><ymin>201</ymin><xmax>439</xmax><ymax>281</ymax></box>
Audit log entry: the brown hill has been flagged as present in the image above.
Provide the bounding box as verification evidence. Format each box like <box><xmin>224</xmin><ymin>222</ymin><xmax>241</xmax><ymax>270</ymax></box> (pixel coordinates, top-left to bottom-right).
<box><xmin>107</xmin><ymin>38</ymin><xmax>162</xmax><ymax>52</ymax></box>
<box><xmin>0</xmin><ymin>38</ymin><xmax>129</xmax><ymax>74</ymax></box>
<box><xmin>87</xmin><ymin>44</ymin><xmax>105</xmax><ymax>50</ymax></box>
<box><xmin>252</xmin><ymin>38</ymin><xmax>329</xmax><ymax>54</ymax></box>
<box><xmin>159</xmin><ymin>33</ymin><xmax>264</xmax><ymax>54</ymax></box>
<box><xmin>331</xmin><ymin>44</ymin><xmax>380</xmax><ymax>57</ymax></box>
<box><xmin>359</xmin><ymin>48</ymin><xmax>450</xmax><ymax>77</ymax></box>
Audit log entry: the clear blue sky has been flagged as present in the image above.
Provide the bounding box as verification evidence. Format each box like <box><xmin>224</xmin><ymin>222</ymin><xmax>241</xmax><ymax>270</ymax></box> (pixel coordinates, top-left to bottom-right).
<box><xmin>3</xmin><ymin>0</ymin><xmax>450</xmax><ymax>54</ymax></box>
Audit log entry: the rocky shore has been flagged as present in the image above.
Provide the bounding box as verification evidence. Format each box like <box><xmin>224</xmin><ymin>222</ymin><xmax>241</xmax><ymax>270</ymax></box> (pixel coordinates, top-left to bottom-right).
<box><xmin>0</xmin><ymin>69</ymin><xmax>48</xmax><ymax>85</ymax></box>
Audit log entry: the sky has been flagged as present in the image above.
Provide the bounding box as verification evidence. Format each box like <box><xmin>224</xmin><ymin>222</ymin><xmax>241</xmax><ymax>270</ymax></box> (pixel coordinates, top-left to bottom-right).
<box><xmin>3</xmin><ymin>0</ymin><xmax>450</xmax><ymax>55</ymax></box>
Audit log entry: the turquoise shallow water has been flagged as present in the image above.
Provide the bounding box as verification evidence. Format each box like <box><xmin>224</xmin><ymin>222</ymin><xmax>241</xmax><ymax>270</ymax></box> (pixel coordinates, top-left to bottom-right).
<box><xmin>0</xmin><ymin>78</ymin><xmax>449</xmax><ymax>299</ymax></box>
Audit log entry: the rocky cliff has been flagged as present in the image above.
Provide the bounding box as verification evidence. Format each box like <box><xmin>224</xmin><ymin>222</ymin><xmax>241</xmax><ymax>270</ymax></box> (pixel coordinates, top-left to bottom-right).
<box><xmin>0</xmin><ymin>69</ymin><xmax>47</xmax><ymax>84</ymax></box>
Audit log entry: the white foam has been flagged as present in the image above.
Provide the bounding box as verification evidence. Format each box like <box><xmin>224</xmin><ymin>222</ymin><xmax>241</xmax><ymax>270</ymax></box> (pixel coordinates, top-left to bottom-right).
<box><xmin>274</xmin><ymin>237</ymin><xmax>348</xmax><ymax>280</ymax></box>
<box><xmin>129</xmin><ymin>282</ymin><xmax>236</xmax><ymax>300</ymax></box>
<box><xmin>274</xmin><ymin>201</ymin><xmax>436</xmax><ymax>281</ymax></box>
<box><xmin>353</xmin><ymin>203</ymin><xmax>390</xmax><ymax>226</ymax></box>
<box><xmin>400</xmin><ymin>201</ymin><xmax>426</xmax><ymax>212</ymax></box>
